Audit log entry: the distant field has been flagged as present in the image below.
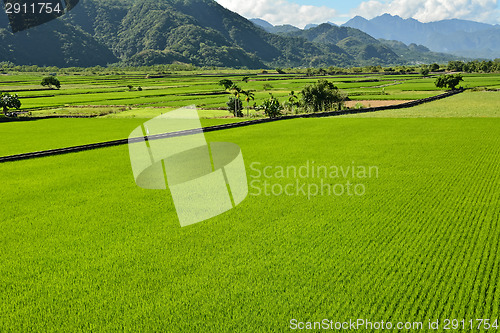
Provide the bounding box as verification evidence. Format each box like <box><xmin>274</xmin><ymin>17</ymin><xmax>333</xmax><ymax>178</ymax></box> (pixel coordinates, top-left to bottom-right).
<box><xmin>341</xmin><ymin>91</ymin><xmax>500</xmax><ymax>118</ymax></box>
<box><xmin>2</xmin><ymin>89</ymin><xmax>498</xmax><ymax>158</ymax></box>
<box><xmin>1</xmin><ymin>72</ymin><xmax>498</xmax><ymax>114</ymax></box>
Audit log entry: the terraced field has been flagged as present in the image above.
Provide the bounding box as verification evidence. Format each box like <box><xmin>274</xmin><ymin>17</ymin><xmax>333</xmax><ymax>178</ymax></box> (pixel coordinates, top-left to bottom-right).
<box><xmin>1</xmin><ymin>80</ymin><xmax>499</xmax><ymax>331</ymax></box>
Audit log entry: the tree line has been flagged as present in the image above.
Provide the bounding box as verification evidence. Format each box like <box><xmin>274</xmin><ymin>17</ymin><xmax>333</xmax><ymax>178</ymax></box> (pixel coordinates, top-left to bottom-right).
<box><xmin>1</xmin><ymin>60</ymin><xmax>498</xmax><ymax>75</ymax></box>
<box><xmin>447</xmin><ymin>60</ymin><xmax>500</xmax><ymax>73</ymax></box>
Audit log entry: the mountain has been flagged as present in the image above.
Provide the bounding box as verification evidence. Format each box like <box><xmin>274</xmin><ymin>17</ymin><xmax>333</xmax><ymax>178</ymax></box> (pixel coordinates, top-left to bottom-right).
<box><xmin>0</xmin><ymin>6</ymin><xmax>118</xmax><ymax>67</ymax></box>
<box><xmin>304</xmin><ymin>24</ymin><xmax>319</xmax><ymax>30</ymax></box>
<box><xmin>343</xmin><ymin>14</ymin><xmax>500</xmax><ymax>59</ymax></box>
<box><xmin>286</xmin><ymin>24</ymin><xmax>399</xmax><ymax>65</ymax></box>
<box><xmin>249</xmin><ymin>18</ymin><xmax>274</xmax><ymax>31</ymax></box>
<box><xmin>250</xmin><ymin>18</ymin><xmax>301</xmax><ymax>34</ymax></box>
<box><xmin>379</xmin><ymin>39</ymin><xmax>460</xmax><ymax>64</ymax></box>
<box><xmin>305</xmin><ymin>22</ymin><xmax>336</xmax><ymax>30</ymax></box>
<box><xmin>0</xmin><ymin>0</ymin><xmax>465</xmax><ymax>68</ymax></box>
<box><xmin>0</xmin><ymin>0</ymin><xmax>356</xmax><ymax>68</ymax></box>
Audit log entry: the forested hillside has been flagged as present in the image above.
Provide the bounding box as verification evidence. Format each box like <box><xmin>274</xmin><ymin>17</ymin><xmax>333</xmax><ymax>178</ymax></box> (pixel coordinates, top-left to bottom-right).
<box><xmin>285</xmin><ymin>24</ymin><xmax>399</xmax><ymax>65</ymax></box>
<box><xmin>0</xmin><ymin>0</ymin><xmax>468</xmax><ymax>68</ymax></box>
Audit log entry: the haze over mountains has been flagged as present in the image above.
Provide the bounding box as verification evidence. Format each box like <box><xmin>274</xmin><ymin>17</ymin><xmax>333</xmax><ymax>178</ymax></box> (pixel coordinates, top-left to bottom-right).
<box><xmin>0</xmin><ymin>0</ymin><xmax>490</xmax><ymax>68</ymax></box>
<box><xmin>344</xmin><ymin>14</ymin><xmax>500</xmax><ymax>59</ymax></box>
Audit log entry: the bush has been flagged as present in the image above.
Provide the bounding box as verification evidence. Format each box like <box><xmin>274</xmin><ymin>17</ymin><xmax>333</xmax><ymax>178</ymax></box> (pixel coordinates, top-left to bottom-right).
<box><xmin>263</xmin><ymin>83</ymin><xmax>273</xmax><ymax>91</ymax></box>
<box><xmin>261</xmin><ymin>94</ymin><xmax>282</xmax><ymax>119</ymax></box>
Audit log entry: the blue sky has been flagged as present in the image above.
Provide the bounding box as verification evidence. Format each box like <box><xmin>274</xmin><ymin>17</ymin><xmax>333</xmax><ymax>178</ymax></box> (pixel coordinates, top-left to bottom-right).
<box><xmin>216</xmin><ymin>0</ymin><xmax>500</xmax><ymax>28</ymax></box>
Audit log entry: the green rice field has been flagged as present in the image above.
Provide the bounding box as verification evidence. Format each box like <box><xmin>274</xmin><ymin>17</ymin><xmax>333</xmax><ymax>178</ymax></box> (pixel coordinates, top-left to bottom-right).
<box><xmin>2</xmin><ymin>72</ymin><xmax>499</xmax><ymax>115</ymax></box>
<box><xmin>1</xmin><ymin>72</ymin><xmax>499</xmax><ymax>332</ymax></box>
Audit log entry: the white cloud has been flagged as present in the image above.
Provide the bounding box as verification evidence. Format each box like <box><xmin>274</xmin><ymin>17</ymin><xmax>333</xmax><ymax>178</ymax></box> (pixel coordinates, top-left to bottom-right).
<box><xmin>215</xmin><ymin>0</ymin><xmax>338</xmax><ymax>28</ymax></box>
<box><xmin>352</xmin><ymin>0</ymin><xmax>500</xmax><ymax>24</ymax></box>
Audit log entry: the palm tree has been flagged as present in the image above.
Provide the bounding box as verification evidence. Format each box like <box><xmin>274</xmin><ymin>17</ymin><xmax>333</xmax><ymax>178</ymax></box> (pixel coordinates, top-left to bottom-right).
<box><xmin>287</xmin><ymin>90</ymin><xmax>299</xmax><ymax>114</ymax></box>
<box><xmin>230</xmin><ymin>84</ymin><xmax>242</xmax><ymax>117</ymax></box>
<box><xmin>241</xmin><ymin>89</ymin><xmax>255</xmax><ymax>117</ymax></box>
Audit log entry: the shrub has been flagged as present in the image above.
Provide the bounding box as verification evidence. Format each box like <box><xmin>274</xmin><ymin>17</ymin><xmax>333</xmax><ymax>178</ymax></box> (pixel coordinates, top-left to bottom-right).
<box><xmin>263</xmin><ymin>83</ymin><xmax>273</xmax><ymax>91</ymax></box>
<box><xmin>261</xmin><ymin>94</ymin><xmax>282</xmax><ymax>119</ymax></box>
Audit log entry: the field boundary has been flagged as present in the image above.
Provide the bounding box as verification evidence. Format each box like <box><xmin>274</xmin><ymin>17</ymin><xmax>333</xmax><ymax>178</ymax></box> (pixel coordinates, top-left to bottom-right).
<box><xmin>0</xmin><ymin>89</ymin><xmax>464</xmax><ymax>163</ymax></box>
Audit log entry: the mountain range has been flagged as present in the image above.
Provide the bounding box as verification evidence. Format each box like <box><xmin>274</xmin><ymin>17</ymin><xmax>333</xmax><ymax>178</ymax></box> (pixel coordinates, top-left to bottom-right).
<box><xmin>343</xmin><ymin>14</ymin><xmax>500</xmax><ymax>59</ymax></box>
<box><xmin>0</xmin><ymin>0</ymin><xmax>363</xmax><ymax>68</ymax></box>
<box><xmin>0</xmin><ymin>0</ymin><xmax>481</xmax><ymax>68</ymax></box>
<box><xmin>251</xmin><ymin>19</ymin><xmax>462</xmax><ymax>65</ymax></box>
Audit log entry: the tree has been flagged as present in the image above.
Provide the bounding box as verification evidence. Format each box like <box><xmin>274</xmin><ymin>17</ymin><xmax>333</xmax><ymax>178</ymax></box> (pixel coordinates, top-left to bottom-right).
<box><xmin>420</xmin><ymin>66</ymin><xmax>430</xmax><ymax>77</ymax></box>
<box><xmin>241</xmin><ymin>89</ymin><xmax>255</xmax><ymax>117</ymax></box>
<box><xmin>300</xmin><ymin>79</ymin><xmax>345</xmax><ymax>113</ymax></box>
<box><xmin>284</xmin><ymin>91</ymin><xmax>300</xmax><ymax>114</ymax></box>
<box><xmin>229</xmin><ymin>84</ymin><xmax>243</xmax><ymax>116</ymax></box>
<box><xmin>435</xmin><ymin>74</ymin><xmax>463</xmax><ymax>90</ymax></box>
<box><xmin>41</xmin><ymin>76</ymin><xmax>61</xmax><ymax>89</ymax></box>
<box><xmin>261</xmin><ymin>94</ymin><xmax>282</xmax><ymax>118</ymax></box>
<box><xmin>218</xmin><ymin>79</ymin><xmax>234</xmax><ymax>90</ymax></box>
<box><xmin>226</xmin><ymin>97</ymin><xmax>243</xmax><ymax>117</ymax></box>
<box><xmin>429</xmin><ymin>63</ymin><xmax>440</xmax><ymax>72</ymax></box>
<box><xmin>0</xmin><ymin>93</ymin><xmax>21</xmax><ymax>116</ymax></box>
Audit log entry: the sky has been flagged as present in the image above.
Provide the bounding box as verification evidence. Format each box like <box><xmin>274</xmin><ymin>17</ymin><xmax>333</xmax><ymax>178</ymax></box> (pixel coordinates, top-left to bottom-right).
<box><xmin>215</xmin><ymin>0</ymin><xmax>500</xmax><ymax>28</ymax></box>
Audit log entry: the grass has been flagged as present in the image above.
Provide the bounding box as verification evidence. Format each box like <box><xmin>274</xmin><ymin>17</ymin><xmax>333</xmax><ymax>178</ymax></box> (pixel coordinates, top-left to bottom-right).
<box><xmin>1</xmin><ymin>115</ymin><xmax>499</xmax><ymax>331</ymax></box>
<box><xmin>340</xmin><ymin>91</ymin><xmax>500</xmax><ymax>118</ymax></box>
<box><xmin>1</xmin><ymin>72</ymin><xmax>499</xmax><ymax>331</ymax></box>
<box><xmin>0</xmin><ymin>117</ymin><xmax>245</xmax><ymax>157</ymax></box>
<box><xmin>27</xmin><ymin>106</ymin><xmax>238</xmax><ymax>119</ymax></box>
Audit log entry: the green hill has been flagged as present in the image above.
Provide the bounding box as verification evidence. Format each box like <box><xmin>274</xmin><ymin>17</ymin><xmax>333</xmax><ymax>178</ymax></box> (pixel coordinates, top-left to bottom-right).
<box><xmin>286</xmin><ymin>24</ymin><xmax>400</xmax><ymax>65</ymax></box>
<box><xmin>0</xmin><ymin>0</ymin><xmax>458</xmax><ymax>68</ymax></box>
